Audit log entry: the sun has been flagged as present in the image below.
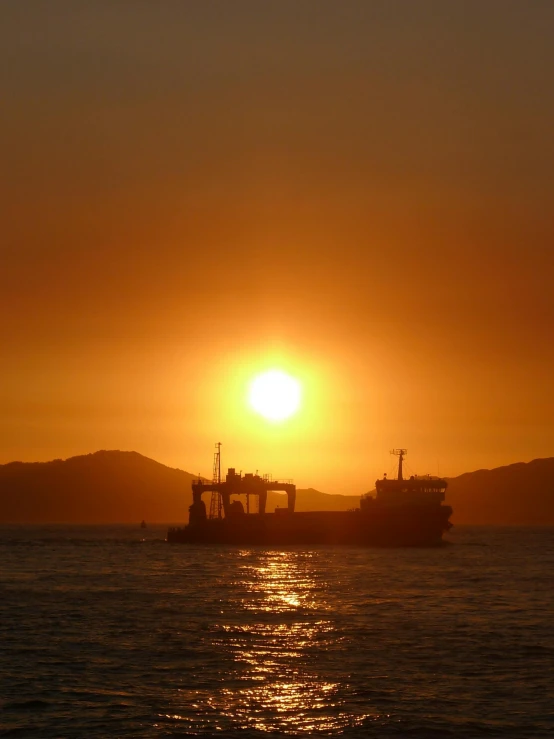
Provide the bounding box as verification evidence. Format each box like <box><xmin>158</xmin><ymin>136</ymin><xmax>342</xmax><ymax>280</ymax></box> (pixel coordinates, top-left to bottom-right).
<box><xmin>248</xmin><ymin>370</ymin><xmax>301</xmax><ymax>421</ymax></box>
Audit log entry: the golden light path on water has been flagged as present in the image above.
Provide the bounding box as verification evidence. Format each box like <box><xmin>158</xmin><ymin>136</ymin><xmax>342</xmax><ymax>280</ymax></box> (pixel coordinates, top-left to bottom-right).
<box><xmin>193</xmin><ymin>550</ymin><xmax>371</xmax><ymax>734</ymax></box>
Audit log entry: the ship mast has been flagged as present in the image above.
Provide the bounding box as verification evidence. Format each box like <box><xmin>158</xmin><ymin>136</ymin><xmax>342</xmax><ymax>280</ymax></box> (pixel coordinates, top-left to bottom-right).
<box><xmin>209</xmin><ymin>442</ymin><xmax>222</xmax><ymax>519</ymax></box>
<box><xmin>391</xmin><ymin>448</ymin><xmax>407</xmax><ymax>481</ymax></box>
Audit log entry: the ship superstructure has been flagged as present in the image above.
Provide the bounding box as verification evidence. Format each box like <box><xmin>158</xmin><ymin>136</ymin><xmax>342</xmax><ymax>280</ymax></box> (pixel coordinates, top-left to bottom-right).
<box><xmin>364</xmin><ymin>448</ymin><xmax>447</xmax><ymax>508</ymax></box>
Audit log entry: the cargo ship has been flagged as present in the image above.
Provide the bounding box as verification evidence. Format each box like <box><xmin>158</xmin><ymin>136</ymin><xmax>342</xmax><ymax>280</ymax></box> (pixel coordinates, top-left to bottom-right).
<box><xmin>167</xmin><ymin>447</ymin><xmax>453</xmax><ymax>546</ymax></box>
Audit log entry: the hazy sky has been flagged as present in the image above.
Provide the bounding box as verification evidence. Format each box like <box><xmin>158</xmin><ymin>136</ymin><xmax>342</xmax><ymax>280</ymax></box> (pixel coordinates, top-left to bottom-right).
<box><xmin>2</xmin><ymin>1</ymin><xmax>553</xmax><ymax>492</ymax></box>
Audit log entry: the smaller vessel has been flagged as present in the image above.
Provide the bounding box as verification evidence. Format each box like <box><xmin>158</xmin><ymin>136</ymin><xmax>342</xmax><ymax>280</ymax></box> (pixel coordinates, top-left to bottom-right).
<box><xmin>140</xmin><ymin>520</ymin><xmax>147</xmax><ymax>529</ymax></box>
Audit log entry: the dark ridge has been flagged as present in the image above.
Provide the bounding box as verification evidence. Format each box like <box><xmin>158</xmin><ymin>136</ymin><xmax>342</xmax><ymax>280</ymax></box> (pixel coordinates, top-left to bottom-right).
<box><xmin>446</xmin><ymin>457</ymin><xmax>554</xmax><ymax>525</ymax></box>
<box><xmin>0</xmin><ymin>450</ymin><xmax>195</xmax><ymax>524</ymax></box>
<box><xmin>1</xmin><ymin>451</ymin><xmax>553</xmax><ymax>525</ymax></box>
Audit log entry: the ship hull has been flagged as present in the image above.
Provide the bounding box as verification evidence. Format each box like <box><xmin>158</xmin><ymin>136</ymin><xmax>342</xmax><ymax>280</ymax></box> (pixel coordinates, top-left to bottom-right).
<box><xmin>167</xmin><ymin>506</ymin><xmax>453</xmax><ymax>547</ymax></box>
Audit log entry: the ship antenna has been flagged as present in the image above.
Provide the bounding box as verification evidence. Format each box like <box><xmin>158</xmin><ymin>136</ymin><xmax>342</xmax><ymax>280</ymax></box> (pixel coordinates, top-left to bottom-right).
<box><xmin>390</xmin><ymin>448</ymin><xmax>407</xmax><ymax>481</ymax></box>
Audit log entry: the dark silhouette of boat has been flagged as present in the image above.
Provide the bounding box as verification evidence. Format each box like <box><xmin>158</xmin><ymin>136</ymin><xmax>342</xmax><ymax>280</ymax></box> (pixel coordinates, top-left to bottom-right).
<box><xmin>167</xmin><ymin>447</ymin><xmax>453</xmax><ymax>546</ymax></box>
<box><xmin>140</xmin><ymin>519</ymin><xmax>147</xmax><ymax>529</ymax></box>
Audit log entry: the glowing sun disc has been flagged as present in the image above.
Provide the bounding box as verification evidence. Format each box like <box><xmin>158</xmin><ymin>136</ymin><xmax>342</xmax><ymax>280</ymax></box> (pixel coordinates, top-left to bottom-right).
<box><xmin>249</xmin><ymin>370</ymin><xmax>301</xmax><ymax>421</ymax></box>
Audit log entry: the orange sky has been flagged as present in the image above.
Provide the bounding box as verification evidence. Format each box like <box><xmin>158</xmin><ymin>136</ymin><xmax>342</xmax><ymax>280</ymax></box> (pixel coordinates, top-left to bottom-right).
<box><xmin>1</xmin><ymin>2</ymin><xmax>553</xmax><ymax>493</ymax></box>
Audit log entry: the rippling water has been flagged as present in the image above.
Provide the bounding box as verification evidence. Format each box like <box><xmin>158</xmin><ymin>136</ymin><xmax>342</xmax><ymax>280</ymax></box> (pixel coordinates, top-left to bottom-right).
<box><xmin>1</xmin><ymin>525</ymin><xmax>553</xmax><ymax>738</ymax></box>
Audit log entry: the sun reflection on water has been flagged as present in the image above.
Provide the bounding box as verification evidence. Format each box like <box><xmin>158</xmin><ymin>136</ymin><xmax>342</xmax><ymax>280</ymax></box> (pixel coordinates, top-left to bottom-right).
<box><xmin>237</xmin><ymin>550</ymin><xmax>323</xmax><ymax>614</ymax></box>
<box><xmin>177</xmin><ymin>550</ymin><xmax>370</xmax><ymax>734</ymax></box>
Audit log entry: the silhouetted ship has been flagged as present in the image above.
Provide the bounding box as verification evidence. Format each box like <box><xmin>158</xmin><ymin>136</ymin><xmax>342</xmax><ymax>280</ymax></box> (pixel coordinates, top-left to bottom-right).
<box><xmin>167</xmin><ymin>447</ymin><xmax>453</xmax><ymax>546</ymax></box>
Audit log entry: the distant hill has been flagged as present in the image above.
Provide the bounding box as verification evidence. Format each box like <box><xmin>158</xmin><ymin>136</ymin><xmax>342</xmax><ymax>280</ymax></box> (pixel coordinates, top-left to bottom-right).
<box><xmin>0</xmin><ymin>451</ymin><xmax>194</xmax><ymax>523</ymax></box>
<box><xmin>446</xmin><ymin>457</ymin><xmax>554</xmax><ymax>525</ymax></box>
<box><xmin>1</xmin><ymin>451</ymin><xmax>553</xmax><ymax>524</ymax></box>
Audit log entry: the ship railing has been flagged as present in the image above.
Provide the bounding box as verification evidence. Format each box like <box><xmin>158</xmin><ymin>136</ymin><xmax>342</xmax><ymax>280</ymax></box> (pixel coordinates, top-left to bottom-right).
<box><xmin>192</xmin><ymin>476</ymin><xmax>293</xmax><ymax>485</ymax></box>
<box><xmin>262</xmin><ymin>474</ymin><xmax>294</xmax><ymax>483</ymax></box>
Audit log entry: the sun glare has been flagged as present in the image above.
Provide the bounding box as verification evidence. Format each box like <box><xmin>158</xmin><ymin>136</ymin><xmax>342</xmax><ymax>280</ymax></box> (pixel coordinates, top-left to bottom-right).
<box><xmin>249</xmin><ymin>370</ymin><xmax>301</xmax><ymax>421</ymax></box>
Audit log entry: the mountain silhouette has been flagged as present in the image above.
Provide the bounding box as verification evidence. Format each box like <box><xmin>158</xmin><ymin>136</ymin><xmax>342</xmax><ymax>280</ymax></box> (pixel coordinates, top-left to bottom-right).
<box><xmin>445</xmin><ymin>458</ymin><xmax>554</xmax><ymax>524</ymax></box>
<box><xmin>0</xmin><ymin>450</ymin><xmax>553</xmax><ymax>524</ymax></box>
<box><xmin>0</xmin><ymin>451</ymin><xmax>193</xmax><ymax>523</ymax></box>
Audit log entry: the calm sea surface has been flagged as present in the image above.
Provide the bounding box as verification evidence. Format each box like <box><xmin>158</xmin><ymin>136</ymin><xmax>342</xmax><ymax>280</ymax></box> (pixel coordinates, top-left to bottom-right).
<box><xmin>1</xmin><ymin>525</ymin><xmax>553</xmax><ymax>738</ymax></box>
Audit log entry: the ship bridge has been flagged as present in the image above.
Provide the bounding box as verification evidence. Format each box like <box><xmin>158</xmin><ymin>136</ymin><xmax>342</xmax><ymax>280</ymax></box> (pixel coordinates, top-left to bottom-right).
<box><xmin>190</xmin><ymin>467</ymin><xmax>296</xmax><ymax>523</ymax></box>
<box><xmin>370</xmin><ymin>448</ymin><xmax>447</xmax><ymax>507</ymax></box>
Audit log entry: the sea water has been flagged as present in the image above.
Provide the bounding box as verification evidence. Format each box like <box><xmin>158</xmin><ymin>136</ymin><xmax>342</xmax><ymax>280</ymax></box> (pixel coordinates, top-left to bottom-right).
<box><xmin>0</xmin><ymin>525</ymin><xmax>553</xmax><ymax>738</ymax></box>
